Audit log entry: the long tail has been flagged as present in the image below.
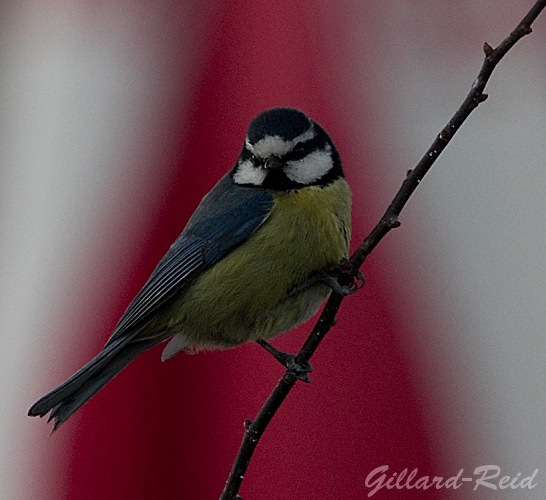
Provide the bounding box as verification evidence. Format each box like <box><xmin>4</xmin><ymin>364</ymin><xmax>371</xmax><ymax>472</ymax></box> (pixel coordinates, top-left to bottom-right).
<box><xmin>28</xmin><ymin>336</ymin><xmax>160</xmax><ymax>431</ymax></box>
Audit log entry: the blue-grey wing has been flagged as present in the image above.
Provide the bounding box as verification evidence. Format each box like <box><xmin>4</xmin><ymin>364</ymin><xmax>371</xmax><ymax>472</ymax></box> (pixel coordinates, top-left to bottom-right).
<box><xmin>106</xmin><ymin>173</ymin><xmax>273</xmax><ymax>344</ymax></box>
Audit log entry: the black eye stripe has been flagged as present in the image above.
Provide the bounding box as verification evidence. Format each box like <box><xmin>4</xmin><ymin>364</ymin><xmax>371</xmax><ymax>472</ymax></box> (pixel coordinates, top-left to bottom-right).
<box><xmin>282</xmin><ymin>150</ymin><xmax>306</xmax><ymax>162</ymax></box>
<box><xmin>282</xmin><ymin>137</ymin><xmax>325</xmax><ymax>162</ymax></box>
<box><xmin>241</xmin><ymin>135</ymin><xmax>326</xmax><ymax>165</ymax></box>
<box><xmin>252</xmin><ymin>154</ymin><xmax>264</xmax><ymax>166</ymax></box>
<box><xmin>240</xmin><ymin>147</ymin><xmax>263</xmax><ymax>166</ymax></box>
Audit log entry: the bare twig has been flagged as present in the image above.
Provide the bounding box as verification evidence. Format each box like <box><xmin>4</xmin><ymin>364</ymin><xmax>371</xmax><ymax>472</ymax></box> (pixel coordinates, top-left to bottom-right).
<box><xmin>220</xmin><ymin>1</ymin><xmax>546</xmax><ymax>498</ymax></box>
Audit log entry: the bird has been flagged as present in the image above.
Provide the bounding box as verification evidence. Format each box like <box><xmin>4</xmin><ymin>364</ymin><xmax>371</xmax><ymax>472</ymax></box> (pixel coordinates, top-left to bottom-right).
<box><xmin>28</xmin><ymin>107</ymin><xmax>352</xmax><ymax>430</ymax></box>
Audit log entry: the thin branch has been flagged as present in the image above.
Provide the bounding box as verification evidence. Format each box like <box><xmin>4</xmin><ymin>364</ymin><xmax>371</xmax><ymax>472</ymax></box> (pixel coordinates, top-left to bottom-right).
<box><xmin>220</xmin><ymin>1</ymin><xmax>546</xmax><ymax>498</ymax></box>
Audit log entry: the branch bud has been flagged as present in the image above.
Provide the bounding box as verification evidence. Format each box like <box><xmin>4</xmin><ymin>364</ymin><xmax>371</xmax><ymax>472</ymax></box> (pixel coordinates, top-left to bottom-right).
<box><xmin>483</xmin><ymin>42</ymin><xmax>494</xmax><ymax>57</ymax></box>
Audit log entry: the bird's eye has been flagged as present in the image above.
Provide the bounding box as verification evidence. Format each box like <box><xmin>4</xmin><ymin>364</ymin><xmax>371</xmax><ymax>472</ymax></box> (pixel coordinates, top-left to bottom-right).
<box><xmin>286</xmin><ymin>143</ymin><xmax>307</xmax><ymax>161</ymax></box>
<box><xmin>250</xmin><ymin>153</ymin><xmax>264</xmax><ymax>167</ymax></box>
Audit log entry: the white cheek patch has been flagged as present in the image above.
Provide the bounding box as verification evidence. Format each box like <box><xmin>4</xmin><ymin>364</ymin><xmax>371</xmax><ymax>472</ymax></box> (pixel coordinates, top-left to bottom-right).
<box><xmin>233</xmin><ymin>159</ymin><xmax>267</xmax><ymax>185</ymax></box>
<box><xmin>284</xmin><ymin>146</ymin><xmax>333</xmax><ymax>185</ymax></box>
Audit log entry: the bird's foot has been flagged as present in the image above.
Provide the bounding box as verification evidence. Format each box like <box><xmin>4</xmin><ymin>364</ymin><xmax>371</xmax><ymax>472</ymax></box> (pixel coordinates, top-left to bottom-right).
<box><xmin>287</xmin><ymin>264</ymin><xmax>365</xmax><ymax>298</ymax></box>
<box><xmin>318</xmin><ymin>272</ymin><xmax>363</xmax><ymax>296</ymax></box>
<box><xmin>318</xmin><ymin>261</ymin><xmax>365</xmax><ymax>296</ymax></box>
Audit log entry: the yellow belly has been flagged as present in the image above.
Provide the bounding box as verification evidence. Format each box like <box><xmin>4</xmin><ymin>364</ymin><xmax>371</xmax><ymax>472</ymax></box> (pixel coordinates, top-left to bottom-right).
<box><xmin>143</xmin><ymin>180</ymin><xmax>351</xmax><ymax>347</ymax></box>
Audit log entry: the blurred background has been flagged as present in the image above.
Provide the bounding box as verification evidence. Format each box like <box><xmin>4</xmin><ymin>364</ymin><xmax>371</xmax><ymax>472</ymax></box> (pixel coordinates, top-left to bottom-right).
<box><xmin>1</xmin><ymin>1</ymin><xmax>545</xmax><ymax>499</ymax></box>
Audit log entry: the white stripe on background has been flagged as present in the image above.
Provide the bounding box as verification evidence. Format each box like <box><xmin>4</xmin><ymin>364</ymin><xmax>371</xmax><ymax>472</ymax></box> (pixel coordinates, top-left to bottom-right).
<box><xmin>340</xmin><ymin>2</ymin><xmax>546</xmax><ymax>496</ymax></box>
<box><xmin>0</xmin><ymin>3</ymin><xmax>210</xmax><ymax>499</ymax></box>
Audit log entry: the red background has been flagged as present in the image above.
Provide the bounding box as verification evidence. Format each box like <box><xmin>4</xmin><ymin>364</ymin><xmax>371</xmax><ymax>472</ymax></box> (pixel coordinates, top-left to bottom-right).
<box><xmin>54</xmin><ymin>4</ymin><xmax>444</xmax><ymax>498</ymax></box>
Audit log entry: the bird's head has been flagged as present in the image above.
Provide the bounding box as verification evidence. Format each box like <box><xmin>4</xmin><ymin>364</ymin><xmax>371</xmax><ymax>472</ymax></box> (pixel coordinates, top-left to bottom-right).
<box><xmin>233</xmin><ymin>108</ymin><xmax>343</xmax><ymax>190</ymax></box>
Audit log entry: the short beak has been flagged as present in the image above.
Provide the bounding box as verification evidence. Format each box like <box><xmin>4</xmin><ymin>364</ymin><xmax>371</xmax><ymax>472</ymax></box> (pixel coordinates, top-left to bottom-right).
<box><xmin>264</xmin><ymin>156</ymin><xmax>283</xmax><ymax>170</ymax></box>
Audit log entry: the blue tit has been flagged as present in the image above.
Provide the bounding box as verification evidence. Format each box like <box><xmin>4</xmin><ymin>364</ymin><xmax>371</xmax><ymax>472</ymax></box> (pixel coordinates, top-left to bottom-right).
<box><xmin>28</xmin><ymin>107</ymin><xmax>352</xmax><ymax>430</ymax></box>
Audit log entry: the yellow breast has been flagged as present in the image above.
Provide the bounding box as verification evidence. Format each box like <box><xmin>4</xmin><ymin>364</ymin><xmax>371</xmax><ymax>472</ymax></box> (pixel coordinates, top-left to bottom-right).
<box><xmin>145</xmin><ymin>179</ymin><xmax>351</xmax><ymax>348</ymax></box>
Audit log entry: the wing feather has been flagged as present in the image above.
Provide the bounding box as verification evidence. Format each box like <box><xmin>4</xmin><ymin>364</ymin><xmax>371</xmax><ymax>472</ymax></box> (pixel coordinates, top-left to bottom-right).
<box><xmin>105</xmin><ymin>173</ymin><xmax>273</xmax><ymax>345</ymax></box>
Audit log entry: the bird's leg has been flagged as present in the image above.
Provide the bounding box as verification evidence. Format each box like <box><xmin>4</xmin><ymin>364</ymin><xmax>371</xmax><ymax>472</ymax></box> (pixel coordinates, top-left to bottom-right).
<box><xmin>256</xmin><ymin>339</ymin><xmax>312</xmax><ymax>383</ymax></box>
<box><xmin>287</xmin><ymin>261</ymin><xmax>365</xmax><ymax>297</ymax></box>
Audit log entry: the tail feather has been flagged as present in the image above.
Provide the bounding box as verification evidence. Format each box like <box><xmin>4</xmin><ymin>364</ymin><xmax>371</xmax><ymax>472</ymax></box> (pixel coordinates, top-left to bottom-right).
<box><xmin>28</xmin><ymin>336</ymin><xmax>160</xmax><ymax>430</ymax></box>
